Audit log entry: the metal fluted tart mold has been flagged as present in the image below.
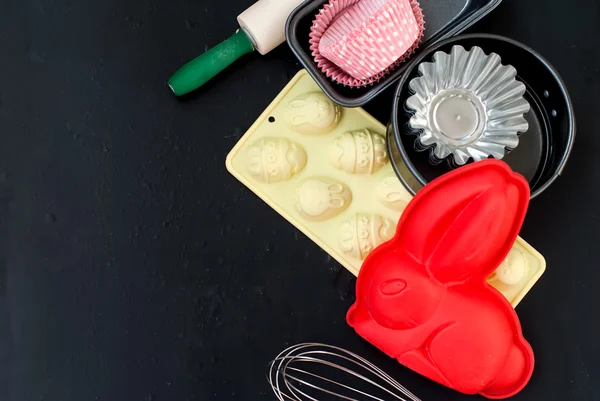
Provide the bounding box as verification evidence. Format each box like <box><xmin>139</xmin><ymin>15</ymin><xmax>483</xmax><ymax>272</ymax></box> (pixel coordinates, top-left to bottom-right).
<box><xmin>405</xmin><ymin>45</ymin><xmax>530</xmax><ymax>166</ymax></box>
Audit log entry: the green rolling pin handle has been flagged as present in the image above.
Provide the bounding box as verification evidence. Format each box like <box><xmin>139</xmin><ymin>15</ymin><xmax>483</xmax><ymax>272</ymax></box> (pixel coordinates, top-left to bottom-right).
<box><xmin>168</xmin><ymin>29</ymin><xmax>255</xmax><ymax>96</ymax></box>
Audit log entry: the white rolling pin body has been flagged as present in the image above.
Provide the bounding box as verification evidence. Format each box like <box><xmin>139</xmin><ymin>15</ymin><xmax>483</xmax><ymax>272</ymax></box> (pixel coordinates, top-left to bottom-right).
<box><xmin>237</xmin><ymin>0</ymin><xmax>305</xmax><ymax>55</ymax></box>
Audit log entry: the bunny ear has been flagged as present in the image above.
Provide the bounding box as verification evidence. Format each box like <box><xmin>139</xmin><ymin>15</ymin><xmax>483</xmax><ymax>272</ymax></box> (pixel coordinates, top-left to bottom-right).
<box><xmin>289</xmin><ymin>100</ymin><xmax>306</xmax><ymax>109</ymax></box>
<box><xmin>393</xmin><ymin>160</ymin><xmax>530</xmax><ymax>284</ymax></box>
<box><xmin>291</xmin><ymin>114</ymin><xmax>308</xmax><ymax>125</ymax></box>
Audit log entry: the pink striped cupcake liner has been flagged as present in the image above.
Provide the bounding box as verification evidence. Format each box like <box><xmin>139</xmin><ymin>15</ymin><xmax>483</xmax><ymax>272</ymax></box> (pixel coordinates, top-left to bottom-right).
<box><xmin>310</xmin><ymin>0</ymin><xmax>425</xmax><ymax>88</ymax></box>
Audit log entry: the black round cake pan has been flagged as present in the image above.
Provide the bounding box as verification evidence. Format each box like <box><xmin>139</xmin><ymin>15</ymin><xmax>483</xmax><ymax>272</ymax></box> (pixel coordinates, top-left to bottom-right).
<box><xmin>387</xmin><ymin>33</ymin><xmax>576</xmax><ymax>199</ymax></box>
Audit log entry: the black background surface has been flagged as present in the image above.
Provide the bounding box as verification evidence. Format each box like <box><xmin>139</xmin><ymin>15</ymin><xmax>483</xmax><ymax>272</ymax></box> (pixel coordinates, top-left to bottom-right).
<box><xmin>0</xmin><ymin>0</ymin><xmax>599</xmax><ymax>400</ymax></box>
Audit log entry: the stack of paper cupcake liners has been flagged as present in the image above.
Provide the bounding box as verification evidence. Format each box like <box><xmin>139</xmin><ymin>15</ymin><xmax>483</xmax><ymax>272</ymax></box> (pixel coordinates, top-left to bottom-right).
<box><xmin>309</xmin><ymin>0</ymin><xmax>425</xmax><ymax>88</ymax></box>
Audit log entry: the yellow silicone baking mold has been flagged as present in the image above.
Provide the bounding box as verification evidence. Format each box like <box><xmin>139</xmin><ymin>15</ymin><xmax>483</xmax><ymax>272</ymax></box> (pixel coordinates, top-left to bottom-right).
<box><xmin>226</xmin><ymin>70</ymin><xmax>545</xmax><ymax>307</ymax></box>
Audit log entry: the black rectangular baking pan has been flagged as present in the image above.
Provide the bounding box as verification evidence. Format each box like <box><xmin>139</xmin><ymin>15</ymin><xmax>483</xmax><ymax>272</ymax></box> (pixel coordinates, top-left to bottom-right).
<box><xmin>286</xmin><ymin>0</ymin><xmax>503</xmax><ymax>107</ymax></box>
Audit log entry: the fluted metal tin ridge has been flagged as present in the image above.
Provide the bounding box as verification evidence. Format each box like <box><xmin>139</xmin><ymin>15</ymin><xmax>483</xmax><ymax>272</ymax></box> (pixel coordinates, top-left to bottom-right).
<box><xmin>405</xmin><ymin>45</ymin><xmax>530</xmax><ymax>166</ymax></box>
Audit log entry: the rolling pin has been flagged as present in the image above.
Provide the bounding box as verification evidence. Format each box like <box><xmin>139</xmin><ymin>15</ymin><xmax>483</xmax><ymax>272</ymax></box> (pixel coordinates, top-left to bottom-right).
<box><xmin>168</xmin><ymin>0</ymin><xmax>305</xmax><ymax>96</ymax></box>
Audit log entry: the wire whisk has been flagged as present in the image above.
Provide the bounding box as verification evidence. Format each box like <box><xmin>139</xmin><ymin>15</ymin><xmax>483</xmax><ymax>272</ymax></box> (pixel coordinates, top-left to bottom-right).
<box><xmin>267</xmin><ymin>343</ymin><xmax>422</xmax><ymax>401</ymax></box>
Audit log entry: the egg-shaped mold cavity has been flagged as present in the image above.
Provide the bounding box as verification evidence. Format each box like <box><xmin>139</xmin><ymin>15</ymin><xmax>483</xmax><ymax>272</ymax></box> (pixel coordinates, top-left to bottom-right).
<box><xmin>284</xmin><ymin>92</ymin><xmax>342</xmax><ymax>135</ymax></box>
<box><xmin>489</xmin><ymin>248</ymin><xmax>528</xmax><ymax>286</ymax></box>
<box><xmin>377</xmin><ymin>175</ymin><xmax>410</xmax><ymax>211</ymax></box>
<box><xmin>328</xmin><ymin>129</ymin><xmax>388</xmax><ymax>174</ymax></box>
<box><xmin>295</xmin><ymin>177</ymin><xmax>352</xmax><ymax>221</ymax></box>
<box><xmin>340</xmin><ymin>214</ymin><xmax>396</xmax><ymax>260</ymax></box>
<box><xmin>247</xmin><ymin>137</ymin><xmax>307</xmax><ymax>183</ymax></box>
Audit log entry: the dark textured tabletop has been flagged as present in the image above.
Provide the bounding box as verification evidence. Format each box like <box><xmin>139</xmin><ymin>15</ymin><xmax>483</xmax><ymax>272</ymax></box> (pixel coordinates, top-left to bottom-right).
<box><xmin>1</xmin><ymin>0</ymin><xmax>599</xmax><ymax>400</ymax></box>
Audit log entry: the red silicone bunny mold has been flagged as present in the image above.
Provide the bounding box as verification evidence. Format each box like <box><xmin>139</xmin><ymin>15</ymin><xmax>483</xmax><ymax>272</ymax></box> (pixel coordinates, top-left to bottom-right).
<box><xmin>347</xmin><ymin>160</ymin><xmax>535</xmax><ymax>399</ymax></box>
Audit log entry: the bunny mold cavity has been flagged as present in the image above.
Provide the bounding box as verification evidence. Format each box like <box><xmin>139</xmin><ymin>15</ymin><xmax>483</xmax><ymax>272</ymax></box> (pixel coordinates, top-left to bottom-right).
<box><xmin>284</xmin><ymin>92</ymin><xmax>341</xmax><ymax>135</ymax></box>
<box><xmin>295</xmin><ymin>177</ymin><xmax>353</xmax><ymax>221</ymax></box>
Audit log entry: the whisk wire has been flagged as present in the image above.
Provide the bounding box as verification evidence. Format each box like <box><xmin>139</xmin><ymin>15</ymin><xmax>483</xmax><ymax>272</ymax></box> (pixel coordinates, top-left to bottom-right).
<box><xmin>284</xmin><ymin>372</ymin><xmax>361</xmax><ymax>401</ymax></box>
<box><xmin>285</xmin><ymin>366</ymin><xmax>386</xmax><ymax>401</ymax></box>
<box><xmin>284</xmin><ymin>355</ymin><xmax>401</xmax><ymax>401</ymax></box>
<box><xmin>267</xmin><ymin>343</ymin><xmax>423</xmax><ymax>401</ymax></box>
